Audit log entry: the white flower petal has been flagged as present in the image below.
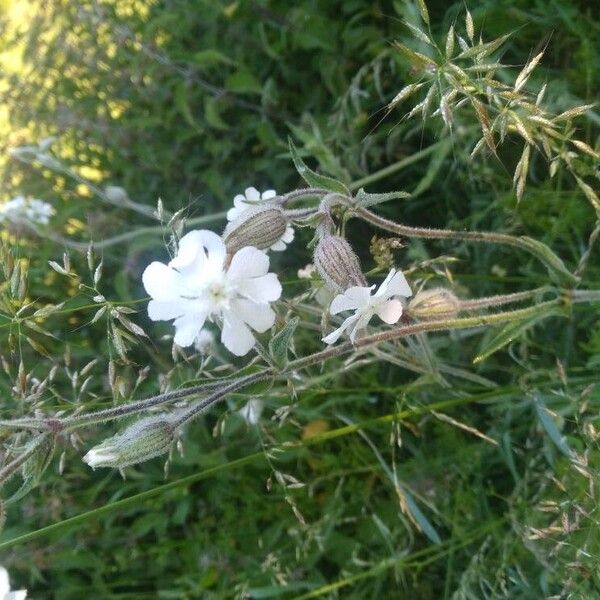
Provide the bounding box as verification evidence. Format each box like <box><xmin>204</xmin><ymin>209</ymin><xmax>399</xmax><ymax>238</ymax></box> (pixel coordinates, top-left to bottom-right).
<box><xmin>169</xmin><ymin>230</ymin><xmax>226</xmax><ymax>276</ymax></box>
<box><xmin>245</xmin><ymin>187</ymin><xmax>260</xmax><ymax>201</ymax></box>
<box><xmin>227</xmin><ymin>246</ymin><xmax>270</xmax><ymax>280</ymax></box>
<box><xmin>231</xmin><ymin>299</ymin><xmax>276</xmax><ymax>333</ymax></box>
<box><xmin>322</xmin><ymin>314</ymin><xmax>359</xmax><ymax>345</ymax></box>
<box><xmin>7</xmin><ymin>590</ymin><xmax>28</xmax><ymax>600</ymax></box>
<box><xmin>173</xmin><ymin>313</ymin><xmax>206</xmax><ymax>347</ymax></box>
<box><xmin>239</xmin><ymin>398</ymin><xmax>264</xmax><ymax>424</ymax></box>
<box><xmin>261</xmin><ymin>189</ymin><xmax>276</xmax><ymax>200</ymax></box>
<box><xmin>375</xmin><ymin>299</ymin><xmax>404</xmax><ymax>324</ymax></box>
<box><xmin>147</xmin><ymin>299</ymin><xmax>184</xmax><ymax>321</ymax></box>
<box><xmin>0</xmin><ymin>567</ymin><xmax>10</xmax><ymax>597</ymax></box>
<box><xmin>330</xmin><ymin>292</ymin><xmax>361</xmax><ymax>315</ymax></box>
<box><xmin>281</xmin><ymin>226</ymin><xmax>295</xmax><ymax>244</ymax></box>
<box><xmin>343</xmin><ymin>286</ymin><xmax>373</xmax><ymax>308</ymax></box>
<box><xmin>237</xmin><ymin>273</ymin><xmax>282</xmax><ymax>303</ymax></box>
<box><xmin>381</xmin><ymin>269</ymin><xmax>412</xmax><ymax>299</ymax></box>
<box><xmin>227</xmin><ymin>206</ymin><xmax>242</xmax><ymax>221</ymax></box>
<box><xmin>349</xmin><ymin>311</ymin><xmax>374</xmax><ymax>342</ymax></box>
<box><xmin>142</xmin><ymin>262</ymin><xmax>182</xmax><ymax>301</ymax></box>
<box><xmin>270</xmin><ymin>239</ymin><xmax>287</xmax><ymax>251</ymax></box>
<box><xmin>221</xmin><ymin>312</ymin><xmax>256</xmax><ymax>356</ymax></box>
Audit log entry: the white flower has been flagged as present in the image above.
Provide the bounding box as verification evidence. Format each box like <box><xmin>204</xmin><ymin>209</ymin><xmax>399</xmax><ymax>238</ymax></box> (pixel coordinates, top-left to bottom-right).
<box><xmin>0</xmin><ymin>196</ymin><xmax>54</xmax><ymax>226</ymax></box>
<box><xmin>143</xmin><ymin>229</ymin><xmax>282</xmax><ymax>356</ymax></box>
<box><xmin>322</xmin><ymin>269</ymin><xmax>412</xmax><ymax>345</ymax></box>
<box><xmin>238</xmin><ymin>399</ymin><xmax>264</xmax><ymax>425</ymax></box>
<box><xmin>83</xmin><ymin>447</ymin><xmax>118</xmax><ymax>469</ymax></box>
<box><xmin>226</xmin><ymin>187</ymin><xmax>294</xmax><ymax>251</ymax></box>
<box><xmin>0</xmin><ymin>565</ymin><xmax>27</xmax><ymax>600</ymax></box>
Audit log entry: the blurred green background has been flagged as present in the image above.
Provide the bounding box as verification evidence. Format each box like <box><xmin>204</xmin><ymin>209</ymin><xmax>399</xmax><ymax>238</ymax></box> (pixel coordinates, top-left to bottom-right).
<box><xmin>0</xmin><ymin>0</ymin><xmax>599</xmax><ymax>598</ymax></box>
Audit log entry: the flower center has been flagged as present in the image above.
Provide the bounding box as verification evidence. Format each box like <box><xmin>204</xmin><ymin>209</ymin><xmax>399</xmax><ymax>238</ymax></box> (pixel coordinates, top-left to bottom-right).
<box><xmin>203</xmin><ymin>277</ymin><xmax>236</xmax><ymax>315</ymax></box>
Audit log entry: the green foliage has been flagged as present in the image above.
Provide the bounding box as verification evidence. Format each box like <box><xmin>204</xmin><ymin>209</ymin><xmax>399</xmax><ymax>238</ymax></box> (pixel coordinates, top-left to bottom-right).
<box><xmin>0</xmin><ymin>0</ymin><xmax>599</xmax><ymax>598</ymax></box>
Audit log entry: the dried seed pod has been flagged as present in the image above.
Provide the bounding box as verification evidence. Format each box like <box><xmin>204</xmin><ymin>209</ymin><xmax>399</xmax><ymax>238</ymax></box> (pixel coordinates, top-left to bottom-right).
<box><xmin>223</xmin><ymin>207</ymin><xmax>288</xmax><ymax>254</ymax></box>
<box><xmin>406</xmin><ymin>288</ymin><xmax>460</xmax><ymax>320</ymax></box>
<box><xmin>313</xmin><ymin>234</ymin><xmax>366</xmax><ymax>292</ymax></box>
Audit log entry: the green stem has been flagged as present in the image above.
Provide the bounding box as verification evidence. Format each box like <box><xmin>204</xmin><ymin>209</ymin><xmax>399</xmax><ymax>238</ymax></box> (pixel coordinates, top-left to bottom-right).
<box><xmin>23</xmin><ymin>212</ymin><xmax>228</xmax><ymax>251</ymax></box>
<box><xmin>349</xmin><ymin>141</ymin><xmax>445</xmax><ymax>190</ymax></box>
<box><xmin>353</xmin><ymin>205</ymin><xmax>578</xmax><ymax>284</ymax></box>
<box><xmin>459</xmin><ymin>286</ymin><xmax>551</xmax><ymax>310</ymax></box>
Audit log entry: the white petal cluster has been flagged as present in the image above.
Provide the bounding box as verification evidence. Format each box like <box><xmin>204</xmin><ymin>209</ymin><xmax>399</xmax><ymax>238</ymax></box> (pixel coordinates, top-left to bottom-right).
<box><xmin>227</xmin><ymin>187</ymin><xmax>294</xmax><ymax>251</ymax></box>
<box><xmin>0</xmin><ymin>196</ymin><xmax>54</xmax><ymax>226</ymax></box>
<box><xmin>143</xmin><ymin>229</ymin><xmax>281</xmax><ymax>356</ymax></box>
<box><xmin>0</xmin><ymin>566</ymin><xmax>27</xmax><ymax>600</ymax></box>
<box><xmin>323</xmin><ymin>269</ymin><xmax>412</xmax><ymax>345</ymax></box>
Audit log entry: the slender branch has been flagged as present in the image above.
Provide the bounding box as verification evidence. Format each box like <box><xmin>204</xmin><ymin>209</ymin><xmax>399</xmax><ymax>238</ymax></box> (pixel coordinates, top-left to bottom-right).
<box><xmin>174</xmin><ymin>371</ymin><xmax>273</xmax><ymax>427</ymax></box>
<box><xmin>60</xmin><ymin>379</ymin><xmax>237</xmax><ymax>430</ymax></box>
<box><xmin>459</xmin><ymin>287</ymin><xmax>551</xmax><ymax>310</ymax></box>
<box><xmin>19</xmin><ymin>211</ymin><xmax>227</xmax><ymax>251</ymax></box>
<box><xmin>353</xmin><ymin>205</ymin><xmax>577</xmax><ymax>283</ymax></box>
<box><xmin>349</xmin><ymin>141</ymin><xmax>446</xmax><ymax>191</ymax></box>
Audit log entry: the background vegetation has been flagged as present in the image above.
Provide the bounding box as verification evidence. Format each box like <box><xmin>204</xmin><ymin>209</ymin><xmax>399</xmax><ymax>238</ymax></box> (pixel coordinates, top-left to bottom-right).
<box><xmin>0</xmin><ymin>0</ymin><xmax>599</xmax><ymax>597</ymax></box>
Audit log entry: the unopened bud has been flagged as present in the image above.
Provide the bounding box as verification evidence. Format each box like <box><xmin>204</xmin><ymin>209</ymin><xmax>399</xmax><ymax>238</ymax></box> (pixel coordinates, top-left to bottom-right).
<box><xmin>223</xmin><ymin>207</ymin><xmax>287</xmax><ymax>254</ymax></box>
<box><xmin>313</xmin><ymin>234</ymin><xmax>366</xmax><ymax>292</ymax></box>
<box><xmin>104</xmin><ymin>185</ymin><xmax>129</xmax><ymax>204</ymax></box>
<box><xmin>83</xmin><ymin>416</ymin><xmax>175</xmax><ymax>469</ymax></box>
<box><xmin>407</xmin><ymin>288</ymin><xmax>460</xmax><ymax>320</ymax></box>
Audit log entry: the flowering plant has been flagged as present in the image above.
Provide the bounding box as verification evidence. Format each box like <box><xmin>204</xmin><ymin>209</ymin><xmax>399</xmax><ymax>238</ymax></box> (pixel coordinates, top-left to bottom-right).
<box><xmin>0</xmin><ymin>2</ymin><xmax>599</xmax><ymax>595</ymax></box>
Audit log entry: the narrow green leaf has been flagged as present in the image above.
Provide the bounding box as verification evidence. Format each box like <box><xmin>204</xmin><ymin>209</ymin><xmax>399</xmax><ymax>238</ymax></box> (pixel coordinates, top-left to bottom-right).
<box><xmin>269</xmin><ymin>317</ymin><xmax>299</xmax><ymax>368</ymax></box>
<box><xmin>401</xmin><ymin>485</ymin><xmax>441</xmax><ymax>544</ymax></box>
<box><xmin>354</xmin><ymin>188</ymin><xmax>410</xmax><ymax>208</ymax></box>
<box><xmin>533</xmin><ymin>394</ymin><xmax>575</xmax><ymax>460</ymax></box>
<box><xmin>288</xmin><ymin>138</ymin><xmax>350</xmax><ymax>196</ymax></box>
<box><xmin>517</xmin><ymin>236</ymin><xmax>579</xmax><ymax>286</ymax></box>
<box><xmin>474</xmin><ymin>304</ymin><xmax>566</xmax><ymax>363</ymax></box>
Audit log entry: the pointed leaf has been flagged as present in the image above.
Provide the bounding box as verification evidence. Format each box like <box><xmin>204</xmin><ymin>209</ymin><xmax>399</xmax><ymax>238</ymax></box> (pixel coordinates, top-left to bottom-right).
<box><xmin>288</xmin><ymin>139</ymin><xmax>350</xmax><ymax>196</ymax></box>
<box><xmin>474</xmin><ymin>304</ymin><xmax>566</xmax><ymax>363</ymax></box>
<box><xmin>269</xmin><ymin>317</ymin><xmax>299</xmax><ymax>368</ymax></box>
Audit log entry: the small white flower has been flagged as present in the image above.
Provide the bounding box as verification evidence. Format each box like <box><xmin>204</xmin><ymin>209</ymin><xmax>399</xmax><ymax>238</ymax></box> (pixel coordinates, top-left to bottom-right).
<box><xmin>238</xmin><ymin>399</ymin><xmax>264</xmax><ymax>425</ymax></box>
<box><xmin>226</xmin><ymin>187</ymin><xmax>294</xmax><ymax>251</ymax></box>
<box><xmin>194</xmin><ymin>329</ymin><xmax>215</xmax><ymax>354</ymax></box>
<box><xmin>0</xmin><ymin>565</ymin><xmax>27</xmax><ymax>600</ymax></box>
<box><xmin>322</xmin><ymin>269</ymin><xmax>412</xmax><ymax>345</ymax></box>
<box><xmin>0</xmin><ymin>196</ymin><xmax>54</xmax><ymax>226</ymax></box>
<box><xmin>83</xmin><ymin>447</ymin><xmax>118</xmax><ymax>469</ymax></box>
<box><xmin>143</xmin><ymin>229</ymin><xmax>282</xmax><ymax>356</ymax></box>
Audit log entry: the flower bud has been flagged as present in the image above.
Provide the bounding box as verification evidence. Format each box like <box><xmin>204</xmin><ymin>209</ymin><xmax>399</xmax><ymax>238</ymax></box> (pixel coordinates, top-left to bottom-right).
<box><xmin>313</xmin><ymin>234</ymin><xmax>366</xmax><ymax>292</ymax></box>
<box><xmin>83</xmin><ymin>416</ymin><xmax>175</xmax><ymax>469</ymax></box>
<box><xmin>223</xmin><ymin>206</ymin><xmax>288</xmax><ymax>254</ymax></box>
<box><xmin>104</xmin><ymin>185</ymin><xmax>129</xmax><ymax>203</ymax></box>
<box><xmin>406</xmin><ymin>288</ymin><xmax>460</xmax><ymax>320</ymax></box>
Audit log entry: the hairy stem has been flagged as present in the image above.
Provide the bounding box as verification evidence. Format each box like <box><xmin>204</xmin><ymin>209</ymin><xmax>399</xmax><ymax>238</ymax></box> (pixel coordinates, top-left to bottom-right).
<box><xmin>459</xmin><ymin>287</ymin><xmax>551</xmax><ymax>310</ymax></box>
<box><xmin>353</xmin><ymin>205</ymin><xmax>576</xmax><ymax>283</ymax></box>
<box><xmin>60</xmin><ymin>379</ymin><xmax>236</xmax><ymax>430</ymax></box>
<box><xmin>175</xmin><ymin>371</ymin><xmax>274</xmax><ymax>427</ymax></box>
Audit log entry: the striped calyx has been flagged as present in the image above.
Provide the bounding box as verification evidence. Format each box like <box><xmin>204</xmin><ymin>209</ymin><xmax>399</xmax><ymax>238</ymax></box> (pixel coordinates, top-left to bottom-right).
<box><xmin>407</xmin><ymin>288</ymin><xmax>460</xmax><ymax>320</ymax></box>
<box><xmin>223</xmin><ymin>207</ymin><xmax>288</xmax><ymax>254</ymax></box>
<box><xmin>313</xmin><ymin>234</ymin><xmax>366</xmax><ymax>292</ymax></box>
